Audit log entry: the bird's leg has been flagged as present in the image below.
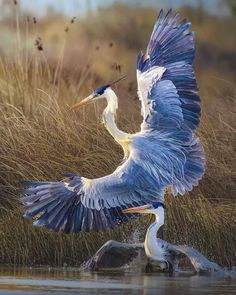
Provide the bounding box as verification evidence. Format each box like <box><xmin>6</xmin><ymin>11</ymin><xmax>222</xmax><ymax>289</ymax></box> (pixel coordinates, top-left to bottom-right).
<box><xmin>145</xmin><ymin>258</ymin><xmax>153</xmax><ymax>273</ymax></box>
<box><xmin>161</xmin><ymin>261</ymin><xmax>174</xmax><ymax>276</ymax></box>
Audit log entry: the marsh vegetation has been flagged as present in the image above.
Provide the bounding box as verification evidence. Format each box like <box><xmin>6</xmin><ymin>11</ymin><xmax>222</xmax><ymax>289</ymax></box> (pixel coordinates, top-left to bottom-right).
<box><xmin>0</xmin><ymin>2</ymin><xmax>235</xmax><ymax>267</ymax></box>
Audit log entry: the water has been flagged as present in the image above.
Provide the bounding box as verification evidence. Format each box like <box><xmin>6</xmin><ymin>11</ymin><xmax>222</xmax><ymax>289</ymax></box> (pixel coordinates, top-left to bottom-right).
<box><xmin>0</xmin><ymin>266</ymin><xmax>235</xmax><ymax>295</ymax></box>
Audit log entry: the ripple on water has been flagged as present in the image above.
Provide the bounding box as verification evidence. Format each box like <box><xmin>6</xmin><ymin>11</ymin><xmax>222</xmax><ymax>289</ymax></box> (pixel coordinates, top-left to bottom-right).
<box><xmin>0</xmin><ymin>266</ymin><xmax>235</xmax><ymax>295</ymax></box>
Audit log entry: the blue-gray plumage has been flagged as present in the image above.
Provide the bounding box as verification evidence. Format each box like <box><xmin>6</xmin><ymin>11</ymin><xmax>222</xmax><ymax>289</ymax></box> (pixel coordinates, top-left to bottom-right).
<box><xmin>19</xmin><ymin>9</ymin><xmax>205</xmax><ymax>234</ymax></box>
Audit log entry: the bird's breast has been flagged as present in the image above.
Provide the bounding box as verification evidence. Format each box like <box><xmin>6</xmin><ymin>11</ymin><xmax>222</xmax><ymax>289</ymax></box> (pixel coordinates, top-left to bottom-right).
<box><xmin>144</xmin><ymin>223</ymin><xmax>165</xmax><ymax>261</ymax></box>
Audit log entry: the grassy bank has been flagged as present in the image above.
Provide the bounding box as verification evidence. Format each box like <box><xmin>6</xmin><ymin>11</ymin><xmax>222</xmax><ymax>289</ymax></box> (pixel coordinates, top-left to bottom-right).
<box><xmin>0</xmin><ymin>3</ymin><xmax>235</xmax><ymax>267</ymax></box>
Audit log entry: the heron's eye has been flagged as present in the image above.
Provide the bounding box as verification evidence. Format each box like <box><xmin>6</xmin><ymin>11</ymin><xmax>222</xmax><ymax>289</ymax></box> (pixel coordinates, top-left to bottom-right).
<box><xmin>94</xmin><ymin>93</ymin><xmax>99</xmax><ymax>97</ymax></box>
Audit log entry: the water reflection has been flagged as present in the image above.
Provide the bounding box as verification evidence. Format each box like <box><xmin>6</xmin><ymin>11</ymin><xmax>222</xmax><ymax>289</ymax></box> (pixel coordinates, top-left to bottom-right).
<box><xmin>0</xmin><ymin>266</ymin><xmax>235</xmax><ymax>295</ymax></box>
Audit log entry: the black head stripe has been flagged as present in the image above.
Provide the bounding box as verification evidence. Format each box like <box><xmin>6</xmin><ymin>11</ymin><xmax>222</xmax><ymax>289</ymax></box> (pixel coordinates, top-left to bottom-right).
<box><xmin>152</xmin><ymin>202</ymin><xmax>165</xmax><ymax>209</ymax></box>
<box><xmin>94</xmin><ymin>84</ymin><xmax>111</xmax><ymax>95</ymax></box>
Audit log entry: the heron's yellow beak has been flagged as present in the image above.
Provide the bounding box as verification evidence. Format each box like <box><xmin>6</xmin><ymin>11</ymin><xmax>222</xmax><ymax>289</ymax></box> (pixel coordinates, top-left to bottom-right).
<box><xmin>123</xmin><ymin>204</ymin><xmax>151</xmax><ymax>214</ymax></box>
<box><xmin>70</xmin><ymin>94</ymin><xmax>94</xmax><ymax>110</ymax></box>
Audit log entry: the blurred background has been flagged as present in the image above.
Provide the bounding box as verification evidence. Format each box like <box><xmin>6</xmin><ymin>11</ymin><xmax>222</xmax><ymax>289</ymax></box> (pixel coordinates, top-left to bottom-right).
<box><xmin>0</xmin><ymin>0</ymin><xmax>236</xmax><ymax>76</ymax></box>
<box><xmin>0</xmin><ymin>0</ymin><xmax>235</xmax><ymax>268</ymax></box>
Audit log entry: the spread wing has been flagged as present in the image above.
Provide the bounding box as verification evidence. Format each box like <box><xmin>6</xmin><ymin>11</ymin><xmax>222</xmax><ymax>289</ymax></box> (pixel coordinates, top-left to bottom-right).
<box><xmin>136</xmin><ymin>9</ymin><xmax>205</xmax><ymax>195</ymax></box>
<box><xmin>137</xmin><ymin>9</ymin><xmax>200</xmax><ymax>133</ymax></box>
<box><xmin>82</xmin><ymin>239</ymin><xmax>222</xmax><ymax>273</ymax></box>
<box><xmin>20</xmin><ymin>156</ymin><xmax>162</xmax><ymax>233</ymax></box>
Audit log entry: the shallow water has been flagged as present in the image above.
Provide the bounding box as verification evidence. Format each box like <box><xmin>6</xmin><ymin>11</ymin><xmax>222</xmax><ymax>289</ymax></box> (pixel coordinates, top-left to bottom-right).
<box><xmin>0</xmin><ymin>266</ymin><xmax>235</xmax><ymax>295</ymax></box>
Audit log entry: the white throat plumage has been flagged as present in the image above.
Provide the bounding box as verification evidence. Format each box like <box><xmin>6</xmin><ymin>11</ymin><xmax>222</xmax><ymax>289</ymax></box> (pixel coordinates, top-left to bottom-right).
<box><xmin>102</xmin><ymin>88</ymin><xmax>131</xmax><ymax>157</ymax></box>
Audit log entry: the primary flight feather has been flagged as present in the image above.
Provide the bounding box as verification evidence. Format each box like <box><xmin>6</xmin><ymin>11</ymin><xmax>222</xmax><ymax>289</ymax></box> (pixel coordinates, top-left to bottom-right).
<box><xmin>20</xmin><ymin>9</ymin><xmax>205</xmax><ymax>234</ymax></box>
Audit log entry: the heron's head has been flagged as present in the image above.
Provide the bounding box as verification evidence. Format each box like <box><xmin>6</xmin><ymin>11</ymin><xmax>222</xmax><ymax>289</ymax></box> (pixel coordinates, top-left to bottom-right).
<box><xmin>123</xmin><ymin>202</ymin><xmax>165</xmax><ymax>215</ymax></box>
<box><xmin>71</xmin><ymin>76</ymin><xmax>126</xmax><ymax>110</ymax></box>
<box><xmin>71</xmin><ymin>84</ymin><xmax>111</xmax><ymax>110</ymax></box>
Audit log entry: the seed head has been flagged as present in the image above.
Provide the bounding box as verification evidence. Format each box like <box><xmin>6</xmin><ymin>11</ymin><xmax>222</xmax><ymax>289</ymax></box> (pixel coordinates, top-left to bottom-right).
<box><xmin>70</xmin><ymin>17</ymin><xmax>76</xmax><ymax>24</ymax></box>
<box><xmin>111</xmin><ymin>63</ymin><xmax>122</xmax><ymax>72</ymax></box>
<box><xmin>35</xmin><ymin>37</ymin><xmax>43</xmax><ymax>51</ymax></box>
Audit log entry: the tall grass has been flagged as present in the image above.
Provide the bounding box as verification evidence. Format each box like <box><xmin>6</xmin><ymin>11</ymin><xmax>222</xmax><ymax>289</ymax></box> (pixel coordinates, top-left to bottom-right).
<box><xmin>0</xmin><ymin>3</ymin><xmax>235</xmax><ymax>267</ymax></box>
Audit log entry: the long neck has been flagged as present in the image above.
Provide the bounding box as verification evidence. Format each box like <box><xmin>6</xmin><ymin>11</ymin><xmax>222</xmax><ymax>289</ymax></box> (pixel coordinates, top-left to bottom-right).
<box><xmin>146</xmin><ymin>207</ymin><xmax>165</xmax><ymax>241</ymax></box>
<box><xmin>102</xmin><ymin>88</ymin><xmax>129</xmax><ymax>142</ymax></box>
<box><xmin>144</xmin><ymin>207</ymin><xmax>165</xmax><ymax>260</ymax></box>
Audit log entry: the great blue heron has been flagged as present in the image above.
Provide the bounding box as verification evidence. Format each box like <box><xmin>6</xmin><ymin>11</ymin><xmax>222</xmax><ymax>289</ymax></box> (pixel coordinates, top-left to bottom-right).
<box><xmin>20</xmin><ymin>9</ymin><xmax>205</xmax><ymax>270</ymax></box>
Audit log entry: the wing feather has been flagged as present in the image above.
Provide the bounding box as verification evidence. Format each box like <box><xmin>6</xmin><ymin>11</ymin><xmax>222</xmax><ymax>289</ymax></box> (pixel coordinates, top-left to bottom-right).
<box><xmin>137</xmin><ymin>9</ymin><xmax>199</xmax><ymax>133</ymax></box>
